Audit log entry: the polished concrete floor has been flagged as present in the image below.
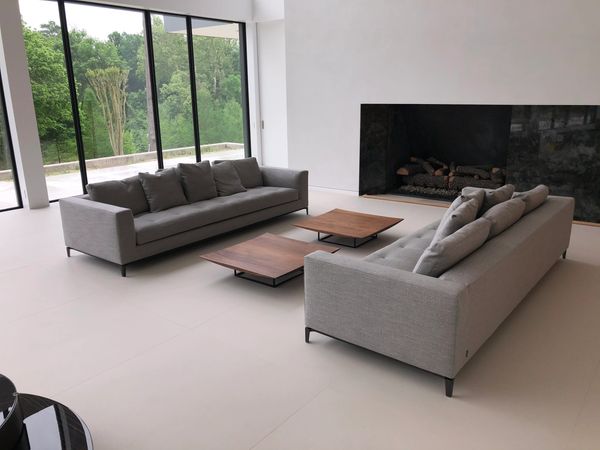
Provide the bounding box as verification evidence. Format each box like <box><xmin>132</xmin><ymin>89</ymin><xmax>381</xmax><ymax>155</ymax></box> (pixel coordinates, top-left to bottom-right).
<box><xmin>1</xmin><ymin>190</ymin><xmax>599</xmax><ymax>450</ymax></box>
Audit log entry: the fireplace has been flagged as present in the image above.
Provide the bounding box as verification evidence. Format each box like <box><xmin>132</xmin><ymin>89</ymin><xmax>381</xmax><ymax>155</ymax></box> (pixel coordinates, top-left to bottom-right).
<box><xmin>359</xmin><ymin>103</ymin><xmax>600</xmax><ymax>223</ymax></box>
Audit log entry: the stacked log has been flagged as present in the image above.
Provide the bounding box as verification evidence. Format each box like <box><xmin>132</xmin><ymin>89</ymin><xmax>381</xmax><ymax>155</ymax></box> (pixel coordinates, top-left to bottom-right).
<box><xmin>396</xmin><ymin>156</ymin><xmax>506</xmax><ymax>194</ymax></box>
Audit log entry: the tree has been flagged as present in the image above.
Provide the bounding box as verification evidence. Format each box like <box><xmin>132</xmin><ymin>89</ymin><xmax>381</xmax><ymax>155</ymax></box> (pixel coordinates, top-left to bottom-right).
<box><xmin>86</xmin><ymin>67</ymin><xmax>129</xmax><ymax>156</ymax></box>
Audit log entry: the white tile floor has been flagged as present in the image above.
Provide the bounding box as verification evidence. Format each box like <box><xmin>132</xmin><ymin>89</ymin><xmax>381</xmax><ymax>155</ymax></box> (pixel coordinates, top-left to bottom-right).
<box><xmin>1</xmin><ymin>190</ymin><xmax>599</xmax><ymax>449</ymax></box>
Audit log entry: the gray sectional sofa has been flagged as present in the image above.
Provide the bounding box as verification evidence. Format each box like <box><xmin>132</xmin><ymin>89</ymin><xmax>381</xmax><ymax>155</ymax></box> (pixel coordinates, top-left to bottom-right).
<box><xmin>60</xmin><ymin>159</ymin><xmax>308</xmax><ymax>276</ymax></box>
<box><xmin>304</xmin><ymin>187</ymin><xmax>574</xmax><ymax>397</ymax></box>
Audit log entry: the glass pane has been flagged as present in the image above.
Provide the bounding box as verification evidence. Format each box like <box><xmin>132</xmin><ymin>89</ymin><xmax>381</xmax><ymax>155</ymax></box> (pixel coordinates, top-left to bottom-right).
<box><xmin>19</xmin><ymin>0</ymin><xmax>82</xmax><ymax>200</ymax></box>
<box><xmin>152</xmin><ymin>14</ymin><xmax>196</xmax><ymax>168</ymax></box>
<box><xmin>64</xmin><ymin>2</ymin><xmax>154</xmax><ymax>183</ymax></box>
<box><xmin>0</xmin><ymin>78</ymin><xmax>20</xmax><ymax>210</ymax></box>
<box><xmin>191</xmin><ymin>18</ymin><xmax>245</xmax><ymax>161</ymax></box>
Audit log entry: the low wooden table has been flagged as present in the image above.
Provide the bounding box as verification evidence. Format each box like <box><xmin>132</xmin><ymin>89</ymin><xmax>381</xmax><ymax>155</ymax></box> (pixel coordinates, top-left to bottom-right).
<box><xmin>294</xmin><ymin>208</ymin><xmax>404</xmax><ymax>248</ymax></box>
<box><xmin>200</xmin><ymin>233</ymin><xmax>339</xmax><ymax>287</ymax></box>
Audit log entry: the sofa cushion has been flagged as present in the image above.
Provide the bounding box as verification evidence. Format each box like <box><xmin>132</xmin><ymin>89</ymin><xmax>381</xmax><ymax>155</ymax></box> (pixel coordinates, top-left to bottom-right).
<box><xmin>134</xmin><ymin>186</ymin><xmax>298</xmax><ymax>244</ymax></box>
<box><xmin>463</xmin><ymin>184</ymin><xmax>515</xmax><ymax>214</ymax></box>
<box><xmin>177</xmin><ymin>161</ymin><xmax>218</xmax><ymax>203</ymax></box>
<box><xmin>212</xmin><ymin>161</ymin><xmax>247</xmax><ymax>196</ymax></box>
<box><xmin>482</xmin><ymin>197</ymin><xmax>526</xmax><ymax>237</ymax></box>
<box><xmin>216</xmin><ymin>157</ymin><xmax>263</xmax><ymax>188</ymax></box>
<box><xmin>512</xmin><ymin>184</ymin><xmax>549</xmax><ymax>215</ymax></box>
<box><xmin>86</xmin><ymin>176</ymin><xmax>149</xmax><ymax>215</ymax></box>
<box><xmin>432</xmin><ymin>198</ymin><xmax>480</xmax><ymax>243</ymax></box>
<box><xmin>139</xmin><ymin>168</ymin><xmax>188</xmax><ymax>212</ymax></box>
<box><xmin>413</xmin><ymin>217</ymin><xmax>492</xmax><ymax>277</ymax></box>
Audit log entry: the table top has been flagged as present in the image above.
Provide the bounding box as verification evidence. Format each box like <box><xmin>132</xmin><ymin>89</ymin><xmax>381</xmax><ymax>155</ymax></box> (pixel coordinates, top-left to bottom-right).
<box><xmin>200</xmin><ymin>233</ymin><xmax>338</xmax><ymax>279</ymax></box>
<box><xmin>294</xmin><ymin>208</ymin><xmax>404</xmax><ymax>239</ymax></box>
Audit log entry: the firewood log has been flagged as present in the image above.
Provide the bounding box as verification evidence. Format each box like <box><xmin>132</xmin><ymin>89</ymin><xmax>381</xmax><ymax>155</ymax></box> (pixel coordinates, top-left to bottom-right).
<box><xmin>410</xmin><ymin>156</ymin><xmax>435</xmax><ymax>175</ymax></box>
<box><xmin>434</xmin><ymin>167</ymin><xmax>449</xmax><ymax>176</ymax></box>
<box><xmin>427</xmin><ymin>157</ymin><xmax>448</xmax><ymax>169</ymax></box>
<box><xmin>396</xmin><ymin>163</ymin><xmax>426</xmax><ymax>176</ymax></box>
<box><xmin>456</xmin><ymin>165</ymin><xmax>491</xmax><ymax>179</ymax></box>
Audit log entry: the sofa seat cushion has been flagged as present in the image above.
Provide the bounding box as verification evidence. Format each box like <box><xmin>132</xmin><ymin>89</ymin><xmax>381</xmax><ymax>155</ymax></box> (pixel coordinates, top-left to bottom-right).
<box><xmin>134</xmin><ymin>186</ymin><xmax>298</xmax><ymax>244</ymax></box>
<box><xmin>363</xmin><ymin>223</ymin><xmax>438</xmax><ymax>271</ymax></box>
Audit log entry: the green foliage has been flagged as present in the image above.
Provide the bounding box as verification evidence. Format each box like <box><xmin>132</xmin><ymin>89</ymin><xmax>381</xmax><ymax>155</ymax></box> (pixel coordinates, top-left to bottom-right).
<box><xmin>22</xmin><ymin>17</ymin><xmax>244</xmax><ymax>166</ymax></box>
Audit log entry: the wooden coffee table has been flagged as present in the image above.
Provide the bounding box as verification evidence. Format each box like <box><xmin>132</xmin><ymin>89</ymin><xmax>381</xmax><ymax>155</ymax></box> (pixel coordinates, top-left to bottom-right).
<box><xmin>294</xmin><ymin>208</ymin><xmax>403</xmax><ymax>248</ymax></box>
<box><xmin>200</xmin><ymin>233</ymin><xmax>339</xmax><ymax>287</ymax></box>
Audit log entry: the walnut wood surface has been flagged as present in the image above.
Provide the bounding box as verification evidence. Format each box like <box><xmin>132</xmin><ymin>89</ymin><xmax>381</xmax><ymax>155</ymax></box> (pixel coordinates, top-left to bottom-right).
<box><xmin>200</xmin><ymin>233</ymin><xmax>338</xmax><ymax>279</ymax></box>
<box><xmin>294</xmin><ymin>209</ymin><xmax>403</xmax><ymax>239</ymax></box>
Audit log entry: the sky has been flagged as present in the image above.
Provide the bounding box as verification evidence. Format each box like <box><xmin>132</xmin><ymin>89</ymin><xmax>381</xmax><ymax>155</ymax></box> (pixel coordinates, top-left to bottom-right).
<box><xmin>19</xmin><ymin>0</ymin><xmax>146</xmax><ymax>40</ymax></box>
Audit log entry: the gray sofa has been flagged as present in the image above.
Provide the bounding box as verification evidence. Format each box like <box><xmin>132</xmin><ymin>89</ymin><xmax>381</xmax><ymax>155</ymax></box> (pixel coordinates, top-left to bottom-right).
<box><xmin>304</xmin><ymin>195</ymin><xmax>574</xmax><ymax>396</ymax></box>
<box><xmin>60</xmin><ymin>166</ymin><xmax>308</xmax><ymax>276</ymax></box>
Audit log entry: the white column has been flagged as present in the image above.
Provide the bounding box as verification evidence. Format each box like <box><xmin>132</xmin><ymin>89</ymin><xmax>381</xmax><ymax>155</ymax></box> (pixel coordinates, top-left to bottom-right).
<box><xmin>0</xmin><ymin>0</ymin><xmax>49</xmax><ymax>209</ymax></box>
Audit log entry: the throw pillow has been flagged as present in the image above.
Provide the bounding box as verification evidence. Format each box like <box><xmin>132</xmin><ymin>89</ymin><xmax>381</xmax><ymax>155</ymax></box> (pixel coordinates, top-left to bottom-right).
<box><xmin>482</xmin><ymin>197</ymin><xmax>526</xmax><ymax>237</ymax></box>
<box><xmin>432</xmin><ymin>197</ymin><xmax>480</xmax><ymax>243</ymax></box>
<box><xmin>86</xmin><ymin>176</ymin><xmax>149</xmax><ymax>215</ymax></box>
<box><xmin>215</xmin><ymin>157</ymin><xmax>263</xmax><ymax>188</ymax></box>
<box><xmin>463</xmin><ymin>184</ymin><xmax>515</xmax><ymax>213</ymax></box>
<box><xmin>413</xmin><ymin>217</ymin><xmax>492</xmax><ymax>277</ymax></box>
<box><xmin>138</xmin><ymin>168</ymin><xmax>188</xmax><ymax>212</ymax></box>
<box><xmin>177</xmin><ymin>161</ymin><xmax>218</xmax><ymax>203</ymax></box>
<box><xmin>212</xmin><ymin>161</ymin><xmax>247</xmax><ymax>196</ymax></box>
<box><xmin>512</xmin><ymin>184</ymin><xmax>549</xmax><ymax>214</ymax></box>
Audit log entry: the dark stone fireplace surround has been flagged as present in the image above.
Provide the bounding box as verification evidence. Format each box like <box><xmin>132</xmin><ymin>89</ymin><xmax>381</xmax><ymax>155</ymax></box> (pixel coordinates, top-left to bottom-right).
<box><xmin>359</xmin><ymin>103</ymin><xmax>600</xmax><ymax>223</ymax></box>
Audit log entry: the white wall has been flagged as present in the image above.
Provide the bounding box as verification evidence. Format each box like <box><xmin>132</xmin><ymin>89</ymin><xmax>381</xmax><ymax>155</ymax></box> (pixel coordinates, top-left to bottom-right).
<box><xmin>284</xmin><ymin>0</ymin><xmax>600</xmax><ymax>192</ymax></box>
<box><xmin>257</xmin><ymin>19</ymin><xmax>288</xmax><ymax>167</ymax></box>
<box><xmin>253</xmin><ymin>0</ymin><xmax>284</xmax><ymax>22</ymax></box>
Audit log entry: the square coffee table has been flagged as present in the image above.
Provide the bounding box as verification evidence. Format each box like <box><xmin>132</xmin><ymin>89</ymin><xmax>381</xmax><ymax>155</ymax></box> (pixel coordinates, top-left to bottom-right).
<box><xmin>200</xmin><ymin>233</ymin><xmax>339</xmax><ymax>287</ymax></box>
<box><xmin>294</xmin><ymin>208</ymin><xmax>403</xmax><ymax>248</ymax></box>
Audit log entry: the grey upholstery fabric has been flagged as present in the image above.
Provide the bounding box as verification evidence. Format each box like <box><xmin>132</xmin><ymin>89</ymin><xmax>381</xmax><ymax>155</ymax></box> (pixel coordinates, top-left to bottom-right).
<box><xmin>513</xmin><ymin>184</ymin><xmax>549</xmax><ymax>214</ymax></box>
<box><xmin>463</xmin><ymin>184</ymin><xmax>515</xmax><ymax>213</ymax></box>
<box><xmin>177</xmin><ymin>161</ymin><xmax>218</xmax><ymax>202</ymax></box>
<box><xmin>86</xmin><ymin>176</ymin><xmax>149</xmax><ymax>215</ymax></box>
<box><xmin>304</xmin><ymin>195</ymin><xmax>574</xmax><ymax>379</ymax></box>
<box><xmin>212</xmin><ymin>161</ymin><xmax>247</xmax><ymax>196</ymax></box>
<box><xmin>413</xmin><ymin>218</ymin><xmax>492</xmax><ymax>277</ymax></box>
<box><xmin>432</xmin><ymin>198</ymin><xmax>480</xmax><ymax>243</ymax></box>
<box><xmin>139</xmin><ymin>168</ymin><xmax>188</xmax><ymax>212</ymax></box>
<box><xmin>134</xmin><ymin>186</ymin><xmax>298</xmax><ymax>244</ymax></box>
<box><xmin>482</xmin><ymin>197</ymin><xmax>526</xmax><ymax>237</ymax></box>
<box><xmin>216</xmin><ymin>157</ymin><xmax>263</xmax><ymax>188</ymax></box>
<box><xmin>364</xmin><ymin>221</ymin><xmax>438</xmax><ymax>271</ymax></box>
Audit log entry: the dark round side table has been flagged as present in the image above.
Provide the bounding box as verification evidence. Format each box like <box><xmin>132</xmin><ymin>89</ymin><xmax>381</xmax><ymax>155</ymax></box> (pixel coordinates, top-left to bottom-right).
<box><xmin>0</xmin><ymin>374</ymin><xmax>93</xmax><ymax>450</ymax></box>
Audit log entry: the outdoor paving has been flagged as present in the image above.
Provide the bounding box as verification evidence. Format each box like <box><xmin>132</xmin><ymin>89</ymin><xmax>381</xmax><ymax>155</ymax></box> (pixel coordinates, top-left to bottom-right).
<box><xmin>0</xmin><ymin>148</ymin><xmax>243</xmax><ymax>209</ymax></box>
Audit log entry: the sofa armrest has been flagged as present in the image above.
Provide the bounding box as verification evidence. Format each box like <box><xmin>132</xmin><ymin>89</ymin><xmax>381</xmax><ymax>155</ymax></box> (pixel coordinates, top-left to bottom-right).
<box><xmin>304</xmin><ymin>251</ymin><xmax>467</xmax><ymax>378</ymax></box>
<box><xmin>261</xmin><ymin>166</ymin><xmax>308</xmax><ymax>207</ymax></box>
<box><xmin>59</xmin><ymin>196</ymin><xmax>136</xmax><ymax>265</ymax></box>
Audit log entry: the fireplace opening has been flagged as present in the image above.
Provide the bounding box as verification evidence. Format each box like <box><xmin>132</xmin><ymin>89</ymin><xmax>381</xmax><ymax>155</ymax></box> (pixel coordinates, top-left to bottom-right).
<box><xmin>359</xmin><ymin>104</ymin><xmax>511</xmax><ymax>200</ymax></box>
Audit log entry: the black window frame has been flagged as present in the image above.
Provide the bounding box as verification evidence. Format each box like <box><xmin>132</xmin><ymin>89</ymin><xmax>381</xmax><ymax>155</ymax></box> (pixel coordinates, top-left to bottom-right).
<box><xmin>32</xmin><ymin>0</ymin><xmax>252</xmax><ymax>197</ymax></box>
<box><xmin>0</xmin><ymin>70</ymin><xmax>23</xmax><ymax>212</ymax></box>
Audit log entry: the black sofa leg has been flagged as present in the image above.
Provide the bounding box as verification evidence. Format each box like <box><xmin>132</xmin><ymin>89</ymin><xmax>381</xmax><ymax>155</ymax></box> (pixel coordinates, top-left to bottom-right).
<box><xmin>66</xmin><ymin>247</ymin><xmax>71</xmax><ymax>257</ymax></box>
<box><xmin>121</xmin><ymin>265</ymin><xmax>127</xmax><ymax>277</ymax></box>
<box><xmin>562</xmin><ymin>250</ymin><xmax>567</xmax><ymax>259</ymax></box>
<box><xmin>305</xmin><ymin>207</ymin><xmax>309</xmax><ymax>215</ymax></box>
<box><xmin>444</xmin><ymin>377</ymin><xmax>454</xmax><ymax>398</ymax></box>
<box><xmin>305</xmin><ymin>327</ymin><xmax>312</xmax><ymax>343</ymax></box>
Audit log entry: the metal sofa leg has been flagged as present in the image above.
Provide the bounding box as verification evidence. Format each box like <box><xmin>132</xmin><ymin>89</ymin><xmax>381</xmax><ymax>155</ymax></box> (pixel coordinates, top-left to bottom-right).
<box><xmin>121</xmin><ymin>264</ymin><xmax>127</xmax><ymax>277</ymax></box>
<box><xmin>305</xmin><ymin>327</ymin><xmax>312</xmax><ymax>343</ymax></box>
<box><xmin>305</xmin><ymin>207</ymin><xmax>309</xmax><ymax>215</ymax></box>
<box><xmin>444</xmin><ymin>377</ymin><xmax>454</xmax><ymax>398</ymax></box>
<box><xmin>66</xmin><ymin>247</ymin><xmax>71</xmax><ymax>257</ymax></box>
<box><xmin>562</xmin><ymin>250</ymin><xmax>567</xmax><ymax>259</ymax></box>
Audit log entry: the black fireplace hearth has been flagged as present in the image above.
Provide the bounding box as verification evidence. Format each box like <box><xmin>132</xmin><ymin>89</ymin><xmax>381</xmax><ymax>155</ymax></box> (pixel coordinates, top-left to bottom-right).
<box><xmin>360</xmin><ymin>104</ymin><xmax>600</xmax><ymax>223</ymax></box>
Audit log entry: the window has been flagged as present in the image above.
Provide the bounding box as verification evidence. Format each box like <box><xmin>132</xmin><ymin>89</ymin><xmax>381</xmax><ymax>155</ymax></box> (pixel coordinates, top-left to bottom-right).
<box><xmin>19</xmin><ymin>0</ymin><xmax>81</xmax><ymax>200</ymax></box>
<box><xmin>191</xmin><ymin>18</ymin><xmax>246</xmax><ymax>161</ymax></box>
<box><xmin>0</xmin><ymin>72</ymin><xmax>22</xmax><ymax>211</ymax></box>
<box><xmin>19</xmin><ymin>0</ymin><xmax>250</xmax><ymax>200</ymax></box>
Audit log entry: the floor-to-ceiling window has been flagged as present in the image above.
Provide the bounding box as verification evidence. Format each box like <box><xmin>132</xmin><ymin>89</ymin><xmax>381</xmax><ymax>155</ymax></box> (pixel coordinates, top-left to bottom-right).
<box><xmin>0</xmin><ymin>73</ymin><xmax>22</xmax><ymax>211</ymax></box>
<box><xmin>19</xmin><ymin>0</ymin><xmax>81</xmax><ymax>200</ymax></box>
<box><xmin>192</xmin><ymin>18</ymin><xmax>247</xmax><ymax>161</ymax></box>
<box><xmin>18</xmin><ymin>0</ymin><xmax>250</xmax><ymax>200</ymax></box>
